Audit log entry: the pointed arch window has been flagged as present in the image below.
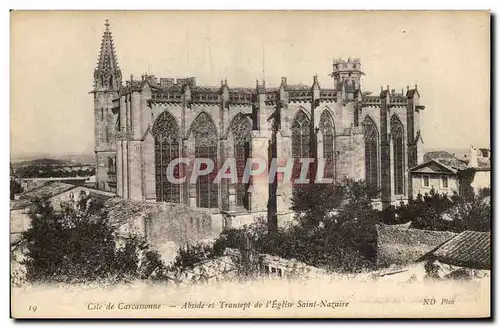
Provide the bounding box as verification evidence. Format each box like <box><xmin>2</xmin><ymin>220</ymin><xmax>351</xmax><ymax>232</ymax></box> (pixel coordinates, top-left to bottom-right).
<box><xmin>319</xmin><ymin>110</ymin><xmax>335</xmax><ymax>179</ymax></box>
<box><xmin>153</xmin><ymin>111</ymin><xmax>181</xmax><ymax>203</ymax></box>
<box><xmin>190</xmin><ymin>112</ymin><xmax>219</xmax><ymax>208</ymax></box>
<box><xmin>363</xmin><ymin>117</ymin><xmax>379</xmax><ymax>189</ymax></box>
<box><xmin>291</xmin><ymin>110</ymin><xmax>311</xmax><ymax>193</ymax></box>
<box><xmin>391</xmin><ymin>115</ymin><xmax>405</xmax><ymax>195</ymax></box>
<box><xmin>231</xmin><ymin>113</ymin><xmax>252</xmax><ymax>209</ymax></box>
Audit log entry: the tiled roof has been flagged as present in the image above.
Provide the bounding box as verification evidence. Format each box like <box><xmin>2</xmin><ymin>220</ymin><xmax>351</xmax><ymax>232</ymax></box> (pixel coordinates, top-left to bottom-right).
<box><xmin>192</xmin><ymin>86</ymin><xmax>221</xmax><ymax>93</ymax></box>
<box><xmin>19</xmin><ymin>182</ymin><xmax>76</xmax><ymax>200</ymax></box>
<box><xmin>424</xmin><ymin>151</ymin><xmax>456</xmax><ymax>161</ymax></box>
<box><xmin>423</xmin><ymin>231</ymin><xmax>491</xmax><ymax>270</ymax></box>
<box><xmin>423</xmin><ymin>151</ymin><xmax>469</xmax><ymax>171</ymax></box>
<box><xmin>229</xmin><ymin>87</ymin><xmax>254</xmax><ymax>94</ymax></box>
<box><xmin>286</xmin><ymin>83</ymin><xmax>310</xmax><ymax>91</ymax></box>
<box><xmin>436</xmin><ymin>158</ymin><xmax>468</xmax><ymax>171</ymax></box>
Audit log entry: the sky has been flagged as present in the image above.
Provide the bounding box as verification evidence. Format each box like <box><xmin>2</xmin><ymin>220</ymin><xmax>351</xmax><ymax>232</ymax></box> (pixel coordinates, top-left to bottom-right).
<box><xmin>10</xmin><ymin>11</ymin><xmax>490</xmax><ymax>158</ymax></box>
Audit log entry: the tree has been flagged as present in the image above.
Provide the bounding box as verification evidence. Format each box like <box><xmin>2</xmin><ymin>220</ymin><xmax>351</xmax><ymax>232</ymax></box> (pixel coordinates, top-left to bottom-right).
<box><xmin>21</xmin><ymin>198</ymin><xmax>168</xmax><ymax>284</ymax></box>
<box><xmin>390</xmin><ymin>188</ymin><xmax>490</xmax><ymax>233</ymax></box>
<box><xmin>209</xmin><ymin>179</ymin><xmax>380</xmax><ymax>274</ymax></box>
<box><xmin>291</xmin><ymin>178</ymin><xmax>379</xmax><ymax>229</ymax></box>
<box><xmin>444</xmin><ymin>193</ymin><xmax>491</xmax><ymax>232</ymax></box>
<box><xmin>390</xmin><ymin>189</ymin><xmax>457</xmax><ymax>231</ymax></box>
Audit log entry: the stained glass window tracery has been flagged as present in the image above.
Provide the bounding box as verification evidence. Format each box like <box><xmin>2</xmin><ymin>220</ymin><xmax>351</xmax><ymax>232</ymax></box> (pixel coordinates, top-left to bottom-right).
<box><xmin>231</xmin><ymin>113</ymin><xmax>252</xmax><ymax>209</ymax></box>
<box><xmin>291</xmin><ymin>109</ymin><xmax>311</xmax><ymax>193</ymax></box>
<box><xmin>363</xmin><ymin>117</ymin><xmax>379</xmax><ymax>189</ymax></box>
<box><xmin>153</xmin><ymin>111</ymin><xmax>181</xmax><ymax>203</ymax></box>
<box><xmin>190</xmin><ymin>112</ymin><xmax>218</xmax><ymax>208</ymax></box>
<box><xmin>319</xmin><ymin>110</ymin><xmax>335</xmax><ymax>179</ymax></box>
<box><xmin>391</xmin><ymin>115</ymin><xmax>405</xmax><ymax>195</ymax></box>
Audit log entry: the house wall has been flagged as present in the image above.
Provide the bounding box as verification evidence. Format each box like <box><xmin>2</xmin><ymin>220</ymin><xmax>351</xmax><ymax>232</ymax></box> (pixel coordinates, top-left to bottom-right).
<box><xmin>471</xmin><ymin>170</ymin><xmax>491</xmax><ymax>193</ymax></box>
<box><xmin>10</xmin><ymin>209</ymin><xmax>30</xmax><ymax>236</ymax></box>
<box><xmin>411</xmin><ymin>173</ymin><xmax>459</xmax><ymax>196</ymax></box>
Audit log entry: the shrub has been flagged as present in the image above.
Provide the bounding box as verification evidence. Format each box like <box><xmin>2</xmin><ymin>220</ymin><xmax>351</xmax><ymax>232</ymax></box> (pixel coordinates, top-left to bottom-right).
<box><xmin>20</xmin><ymin>198</ymin><xmax>168</xmax><ymax>284</ymax></box>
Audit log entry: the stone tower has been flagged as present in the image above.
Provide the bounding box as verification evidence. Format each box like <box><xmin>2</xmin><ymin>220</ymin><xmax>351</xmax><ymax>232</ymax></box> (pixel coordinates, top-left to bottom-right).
<box><xmin>331</xmin><ymin>57</ymin><xmax>364</xmax><ymax>102</ymax></box>
<box><xmin>92</xmin><ymin>20</ymin><xmax>122</xmax><ymax>191</ymax></box>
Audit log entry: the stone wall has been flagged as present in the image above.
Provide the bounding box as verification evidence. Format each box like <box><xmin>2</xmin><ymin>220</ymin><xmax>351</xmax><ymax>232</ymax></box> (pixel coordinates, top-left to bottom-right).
<box><xmin>334</xmin><ymin>128</ymin><xmax>365</xmax><ymax>181</ymax></box>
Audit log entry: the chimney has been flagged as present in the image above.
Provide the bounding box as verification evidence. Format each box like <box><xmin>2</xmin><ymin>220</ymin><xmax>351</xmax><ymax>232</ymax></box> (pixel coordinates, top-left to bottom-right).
<box><xmin>469</xmin><ymin>145</ymin><xmax>478</xmax><ymax>168</ymax></box>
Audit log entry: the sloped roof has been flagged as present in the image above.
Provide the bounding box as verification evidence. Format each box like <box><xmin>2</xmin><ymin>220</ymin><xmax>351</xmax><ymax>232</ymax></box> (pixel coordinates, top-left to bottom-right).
<box><xmin>287</xmin><ymin>83</ymin><xmax>311</xmax><ymax>90</ymax></box>
<box><xmin>376</xmin><ymin>223</ymin><xmax>457</xmax><ymax>267</ymax></box>
<box><xmin>409</xmin><ymin>159</ymin><xmax>458</xmax><ymax>174</ymax></box>
<box><xmin>19</xmin><ymin>182</ymin><xmax>76</xmax><ymax>200</ymax></box>
<box><xmin>192</xmin><ymin>86</ymin><xmax>221</xmax><ymax>93</ymax></box>
<box><xmin>421</xmin><ymin>231</ymin><xmax>491</xmax><ymax>270</ymax></box>
<box><xmin>424</xmin><ymin>151</ymin><xmax>456</xmax><ymax>161</ymax></box>
<box><xmin>423</xmin><ymin>151</ymin><xmax>469</xmax><ymax>171</ymax></box>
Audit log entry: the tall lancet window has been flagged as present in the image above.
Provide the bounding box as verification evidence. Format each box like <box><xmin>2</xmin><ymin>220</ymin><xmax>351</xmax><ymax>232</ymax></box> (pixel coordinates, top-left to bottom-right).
<box><xmin>319</xmin><ymin>110</ymin><xmax>335</xmax><ymax>179</ymax></box>
<box><xmin>363</xmin><ymin>117</ymin><xmax>379</xmax><ymax>189</ymax></box>
<box><xmin>231</xmin><ymin>113</ymin><xmax>252</xmax><ymax>209</ymax></box>
<box><xmin>190</xmin><ymin>112</ymin><xmax>219</xmax><ymax>208</ymax></box>
<box><xmin>291</xmin><ymin>109</ymin><xmax>311</xmax><ymax>193</ymax></box>
<box><xmin>153</xmin><ymin>111</ymin><xmax>181</xmax><ymax>203</ymax></box>
<box><xmin>391</xmin><ymin>115</ymin><xmax>405</xmax><ymax>195</ymax></box>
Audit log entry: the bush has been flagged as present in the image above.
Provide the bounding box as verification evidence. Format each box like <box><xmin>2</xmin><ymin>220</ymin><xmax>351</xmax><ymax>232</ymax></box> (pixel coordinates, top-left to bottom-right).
<box><xmin>20</xmin><ymin>198</ymin><xmax>168</xmax><ymax>284</ymax></box>
<box><xmin>389</xmin><ymin>188</ymin><xmax>491</xmax><ymax>233</ymax></box>
<box><xmin>169</xmin><ymin>243</ymin><xmax>214</xmax><ymax>270</ymax></box>
<box><xmin>209</xmin><ymin>180</ymin><xmax>379</xmax><ymax>274</ymax></box>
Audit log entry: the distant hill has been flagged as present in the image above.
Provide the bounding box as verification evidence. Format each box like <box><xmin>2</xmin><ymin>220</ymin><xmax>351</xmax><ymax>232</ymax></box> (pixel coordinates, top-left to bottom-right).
<box><xmin>11</xmin><ymin>154</ymin><xmax>95</xmax><ymax>168</ymax></box>
<box><xmin>12</xmin><ymin>158</ymin><xmax>70</xmax><ymax>168</ymax></box>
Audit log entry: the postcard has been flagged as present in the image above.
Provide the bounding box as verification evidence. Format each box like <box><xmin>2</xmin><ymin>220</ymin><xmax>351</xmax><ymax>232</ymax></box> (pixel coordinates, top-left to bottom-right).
<box><xmin>10</xmin><ymin>10</ymin><xmax>491</xmax><ymax>319</ymax></box>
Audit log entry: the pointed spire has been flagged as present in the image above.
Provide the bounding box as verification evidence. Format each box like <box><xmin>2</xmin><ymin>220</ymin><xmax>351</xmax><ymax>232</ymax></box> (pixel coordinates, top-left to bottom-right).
<box><xmin>94</xmin><ymin>20</ymin><xmax>122</xmax><ymax>91</ymax></box>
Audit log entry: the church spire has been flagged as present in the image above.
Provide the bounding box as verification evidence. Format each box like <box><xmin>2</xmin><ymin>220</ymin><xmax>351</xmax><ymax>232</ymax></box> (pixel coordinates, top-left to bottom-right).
<box><xmin>93</xmin><ymin>19</ymin><xmax>122</xmax><ymax>91</ymax></box>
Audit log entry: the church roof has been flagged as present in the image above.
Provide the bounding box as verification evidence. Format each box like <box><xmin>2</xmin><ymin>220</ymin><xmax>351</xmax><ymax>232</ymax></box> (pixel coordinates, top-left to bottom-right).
<box><xmin>286</xmin><ymin>83</ymin><xmax>310</xmax><ymax>91</ymax></box>
<box><xmin>192</xmin><ymin>86</ymin><xmax>222</xmax><ymax>93</ymax></box>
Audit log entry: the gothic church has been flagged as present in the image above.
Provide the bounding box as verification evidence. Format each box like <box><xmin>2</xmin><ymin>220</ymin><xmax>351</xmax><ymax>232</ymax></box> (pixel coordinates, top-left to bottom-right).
<box><xmin>92</xmin><ymin>22</ymin><xmax>425</xmax><ymax>225</ymax></box>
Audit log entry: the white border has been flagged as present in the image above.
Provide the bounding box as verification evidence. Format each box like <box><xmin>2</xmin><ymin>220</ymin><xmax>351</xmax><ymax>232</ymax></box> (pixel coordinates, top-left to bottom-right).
<box><xmin>3</xmin><ymin>1</ymin><xmax>498</xmax><ymax>327</ymax></box>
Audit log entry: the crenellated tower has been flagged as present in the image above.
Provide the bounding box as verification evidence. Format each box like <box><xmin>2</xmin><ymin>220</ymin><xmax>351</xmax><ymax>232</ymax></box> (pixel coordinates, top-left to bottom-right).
<box><xmin>92</xmin><ymin>20</ymin><xmax>122</xmax><ymax>192</ymax></box>
<box><xmin>330</xmin><ymin>57</ymin><xmax>364</xmax><ymax>103</ymax></box>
